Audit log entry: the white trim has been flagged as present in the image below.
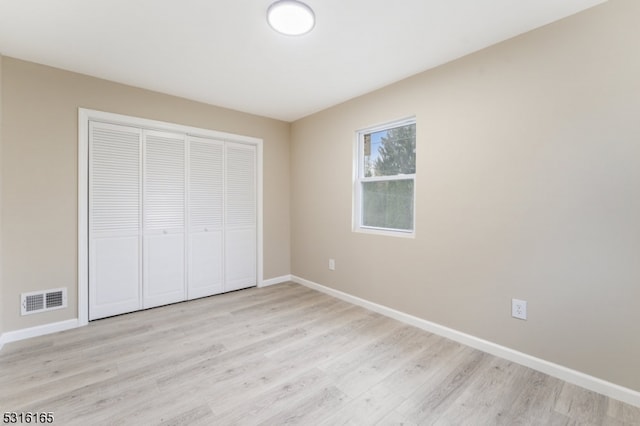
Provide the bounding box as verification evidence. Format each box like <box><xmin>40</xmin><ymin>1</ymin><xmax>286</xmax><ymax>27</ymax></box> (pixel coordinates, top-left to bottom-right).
<box><xmin>355</xmin><ymin>116</ymin><xmax>417</xmax><ymax>136</ymax></box>
<box><xmin>0</xmin><ymin>319</ymin><xmax>80</xmax><ymax>348</ymax></box>
<box><xmin>80</xmin><ymin>109</ymin><xmax>262</xmax><ymax>145</ymax></box>
<box><xmin>78</xmin><ymin>114</ymin><xmax>89</xmax><ymax>326</ymax></box>
<box><xmin>355</xmin><ymin>226</ymin><xmax>416</xmax><ymax>239</ymax></box>
<box><xmin>291</xmin><ymin>275</ymin><xmax>640</xmax><ymax>408</ymax></box>
<box><xmin>256</xmin><ymin>141</ymin><xmax>264</xmax><ymax>287</ymax></box>
<box><xmin>260</xmin><ymin>275</ymin><xmax>292</xmax><ymax>287</ymax></box>
<box><xmin>78</xmin><ymin>108</ymin><xmax>264</xmax><ymax>325</ymax></box>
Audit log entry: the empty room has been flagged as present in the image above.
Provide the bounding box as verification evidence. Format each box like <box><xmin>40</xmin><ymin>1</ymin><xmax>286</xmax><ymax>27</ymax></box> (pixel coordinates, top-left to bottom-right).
<box><xmin>0</xmin><ymin>0</ymin><xmax>639</xmax><ymax>424</ymax></box>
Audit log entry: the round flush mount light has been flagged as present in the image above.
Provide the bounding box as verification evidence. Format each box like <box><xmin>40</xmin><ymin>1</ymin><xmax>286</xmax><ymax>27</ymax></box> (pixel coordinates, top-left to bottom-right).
<box><xmin>267</xmin><ymin>0</ymin><xmax>315</xmax><ymax>36</ymax></box>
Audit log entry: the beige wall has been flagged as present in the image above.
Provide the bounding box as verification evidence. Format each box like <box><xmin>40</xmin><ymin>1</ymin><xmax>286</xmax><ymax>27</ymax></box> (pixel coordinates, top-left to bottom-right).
<box><xmin>0</xmin><ymin>57</ymin><xmax>291</xmax><ymax>333</ymax></box>
<box><xmin>291</xmin><ymin>0</ymin><xmax>640</xmax><ymax>392</ymax></box>
<box><xmin>0</xmin><ymin>54</ymin><xmax>3</xmax><ymax>335</ymax></box>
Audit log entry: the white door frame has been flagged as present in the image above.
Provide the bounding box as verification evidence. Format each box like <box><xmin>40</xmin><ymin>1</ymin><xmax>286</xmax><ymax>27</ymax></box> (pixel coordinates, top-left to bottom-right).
<box><xmin>78</xmin><ymin>108</ymin><xmax>264</xmax><ymax>326</ymax></box>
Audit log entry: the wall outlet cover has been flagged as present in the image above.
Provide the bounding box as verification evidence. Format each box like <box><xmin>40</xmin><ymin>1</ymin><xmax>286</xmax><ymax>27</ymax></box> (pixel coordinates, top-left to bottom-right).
<box><xmin>512</xmin><ymin>298</ymin><xmax>527</xmax><ymax>320</ymax></box>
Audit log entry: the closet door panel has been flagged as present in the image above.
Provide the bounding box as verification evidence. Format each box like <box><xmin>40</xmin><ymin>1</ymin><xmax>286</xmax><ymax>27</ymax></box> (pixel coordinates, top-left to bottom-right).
<box><xmin>143</xmin><ymin>232</ymin><xmax>185</xmax><ymax>305</ymax></box>
<box><xmin>90</xmin><ymin>235</ymin><xmax>140</xmax><ymax>319</ymax></box>
<box><xmin>188</xmin><ymin>137</ymin><xmax>224</xmax><ymax>298</ymax></box>
<box><xmin>226</xmin><ymin>229</ymin><xmax>256</xmax><ymax>291</ymax></box>
<box><xmin>89</xmin><ymin>122</ymin><xmax>142</xmax><ymax>320</ymax></box>
<box><xmin>189</xmin><ymin>231</ymin><xmax>223</xmax><ymax>298</ymax></box>
<box><xmin>225</xmin><ymin>143</ymin><xmax>257</xmax><ymax>291</ymax></box>
<box><xmin>143</xmin><ymin>130</ymin><xmax>186</xmax><ymax>308</ymax></box>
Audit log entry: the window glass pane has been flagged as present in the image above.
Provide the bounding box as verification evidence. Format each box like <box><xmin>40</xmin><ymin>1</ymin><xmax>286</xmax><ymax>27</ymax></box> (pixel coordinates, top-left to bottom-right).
<box><xmin>362</xmin><ymin>179</ymin><xmax>414</xmax><ymax>230</ymax></box>
<box><xmin>363</xmin><ymin>123</ymin><xmax>415</xmax><ymax>177</ymax></box>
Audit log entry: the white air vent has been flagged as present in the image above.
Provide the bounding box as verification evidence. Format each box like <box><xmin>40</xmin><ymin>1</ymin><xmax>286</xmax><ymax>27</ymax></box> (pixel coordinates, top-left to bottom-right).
<box><xmin>21</xmin><ymin>288</ymin><xmax>67</xmax><ymax>315</ymax></box>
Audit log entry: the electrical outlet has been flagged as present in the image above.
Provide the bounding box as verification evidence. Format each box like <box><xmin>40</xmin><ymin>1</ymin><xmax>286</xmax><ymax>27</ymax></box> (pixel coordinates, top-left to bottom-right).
<box><xmin>512</xmin><ymin>299</ymin><xmax>527</xmax><ymax>320</ymax></box>
<box><xmin>328</xmin><ymin>258</ymin><xmax>335</xmax><ymax>270</ymax></box>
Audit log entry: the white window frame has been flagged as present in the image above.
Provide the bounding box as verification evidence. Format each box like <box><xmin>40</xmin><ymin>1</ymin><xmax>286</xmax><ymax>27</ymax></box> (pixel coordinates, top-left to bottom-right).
<box><xmin>353</xmin><ymin>117</ymin><xmax>416</xmax><ymax>238</ymax></box>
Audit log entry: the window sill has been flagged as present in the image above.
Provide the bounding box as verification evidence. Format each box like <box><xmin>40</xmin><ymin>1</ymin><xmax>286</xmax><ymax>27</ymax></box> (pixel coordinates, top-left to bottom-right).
<box><xmin>353</xmin><ymin>226</ymin><xmax>415</xmax><ymax>239</ymax></box>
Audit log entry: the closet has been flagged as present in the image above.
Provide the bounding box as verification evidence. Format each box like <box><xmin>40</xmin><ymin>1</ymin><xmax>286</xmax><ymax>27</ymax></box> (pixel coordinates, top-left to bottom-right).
<box><xmin>88</xmin><ymin>121</ymin><xmax>257</xmax><ymax>320</ymax></box>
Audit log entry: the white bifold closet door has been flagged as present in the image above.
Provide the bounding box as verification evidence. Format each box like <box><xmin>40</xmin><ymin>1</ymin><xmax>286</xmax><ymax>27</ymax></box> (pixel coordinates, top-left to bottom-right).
<box><xmin>225</xmin><ymin>142</ymin><xmax>257</xmax><ymax>291</ymax></box>
<box><xmin>143</xmin><ymin>130</ymin><xmax>186</xmax><ymax>309</ymax></box>
<box><xmin>89</xmin><ymin>122</ymin><xmax>142</xmax><ymax>320</ymax></box>
<box><xmin>89</xmin><ymin>121</ymin><xmax>257</xmax><ymax>320</ymax></box>
<box><xmin>188</xmin><ymin>136</ymin><xmax>224</xmax><ymax>299</ymax></box>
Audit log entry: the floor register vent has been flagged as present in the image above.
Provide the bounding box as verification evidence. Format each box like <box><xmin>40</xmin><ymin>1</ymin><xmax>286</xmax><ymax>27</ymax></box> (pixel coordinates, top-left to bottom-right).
<box><xmin>21</xmin><ymin>288</ymin><xmax>67</xmax><ymax>315</ymax></box>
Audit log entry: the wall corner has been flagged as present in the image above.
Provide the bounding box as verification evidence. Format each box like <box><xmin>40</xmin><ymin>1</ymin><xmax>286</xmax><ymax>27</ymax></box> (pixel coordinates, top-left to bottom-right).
<box><xmin>0</xmin><ymin>53</ymin><xmax>4</xmax><ymax>337</ymax></box>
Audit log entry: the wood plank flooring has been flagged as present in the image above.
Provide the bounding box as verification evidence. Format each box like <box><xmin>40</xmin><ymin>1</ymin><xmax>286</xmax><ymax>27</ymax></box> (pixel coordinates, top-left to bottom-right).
<box><xmin>1</xmin><ymin>282</ymin><xmax>638</xmax><ymax>425</ymax></box>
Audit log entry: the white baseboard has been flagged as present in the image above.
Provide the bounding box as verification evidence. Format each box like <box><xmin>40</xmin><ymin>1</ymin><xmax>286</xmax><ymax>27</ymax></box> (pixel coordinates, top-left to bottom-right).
<box><xmin>0</xmin><ymin>275</ymin><xmax>289</xmax><ymax>349</ymax></box>
<box><xmin>291</xmin><ymin>275</ymin><xmax>640</xmax><ymax>408</ymax></box>
<box><xmin>0</xmin><ymin>319</ymin><xmax>80</xmax><ymax>349</ymax></box>
<box><xmin>260</xmin><ymin>274</ymin><xmax>293</xmax><ymax>288</ymax></box>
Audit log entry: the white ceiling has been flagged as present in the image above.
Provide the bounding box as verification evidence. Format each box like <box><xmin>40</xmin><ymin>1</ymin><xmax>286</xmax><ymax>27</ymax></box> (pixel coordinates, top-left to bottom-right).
<box><xmin>0</xmin><ymin>0</ymin><xmax>605</xmax><ymax>122</ymax></box>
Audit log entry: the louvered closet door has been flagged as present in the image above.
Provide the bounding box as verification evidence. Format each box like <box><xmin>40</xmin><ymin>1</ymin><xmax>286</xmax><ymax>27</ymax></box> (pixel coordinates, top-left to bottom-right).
<box><xmin>187</xmin><ymin>136</ymin><xmax>224</xmax><ymax>299</ymax></box>
<box><xmin>143</xmin><ymin>130</ymin><xmax>186</xmax><ymax>308</ymax></box>
<box><xmin>89</xmin><ymin>122</ymin><xmax>142</xmax><ymax>320</ymax></box>
<box><xmin>225</xmin><ymin>142</ymin><xmax>257</xmax><ymax>291</ymax></box>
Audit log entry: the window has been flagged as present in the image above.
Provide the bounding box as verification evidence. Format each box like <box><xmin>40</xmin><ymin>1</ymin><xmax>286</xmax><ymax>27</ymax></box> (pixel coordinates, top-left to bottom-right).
<box><xmin>354</xmin><ymin>118</ymin><xmax>416</xmax><ymax>236</ymax></box>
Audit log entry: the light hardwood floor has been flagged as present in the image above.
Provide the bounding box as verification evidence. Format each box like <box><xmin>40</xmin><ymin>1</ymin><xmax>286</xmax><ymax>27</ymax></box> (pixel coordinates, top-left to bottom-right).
<box><xmin>1</xmin><ymin>282</ymin><xmax>639</xmax><ymax>425</ymax></box>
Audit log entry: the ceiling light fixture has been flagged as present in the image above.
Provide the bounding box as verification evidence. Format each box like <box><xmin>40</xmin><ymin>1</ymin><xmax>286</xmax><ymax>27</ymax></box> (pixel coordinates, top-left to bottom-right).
<box><xmin>267</xmin><ymin>0</ymin><xmax>315</xmax><ymax>36</ymax></box>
